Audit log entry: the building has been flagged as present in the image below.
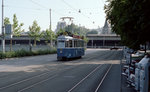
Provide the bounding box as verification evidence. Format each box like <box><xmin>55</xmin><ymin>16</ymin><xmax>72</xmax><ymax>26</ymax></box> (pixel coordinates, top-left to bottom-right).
<box><xmin>86</xmin><ymin>19</ymin><xmax>121</xmax><ymax>48</ymax></box>
<box><xmin>55</xmin><ymin>21</ymin><xmax>66</xmax><ymax>33</ymax></box>
<box><xmin>101</xmin><ymin>19</ymin><xmax>115</xmax><ymax>34</ymax></box>
<box><xmin>86</xmin><ymin>34</ymin><xmax>121</xmax><ymax>48</ymax></box>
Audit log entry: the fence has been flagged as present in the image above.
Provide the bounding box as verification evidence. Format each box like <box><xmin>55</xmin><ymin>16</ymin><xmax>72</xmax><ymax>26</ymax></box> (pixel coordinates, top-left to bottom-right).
<box><xmin>0</xmin><ymin>44</ymin><xmax>56</xmax><ymax>52</ymax></box>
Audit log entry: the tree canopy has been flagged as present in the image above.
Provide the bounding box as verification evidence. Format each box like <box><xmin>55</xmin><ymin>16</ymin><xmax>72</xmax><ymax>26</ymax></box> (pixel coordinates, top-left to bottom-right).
<box><xmin>86</xmin><ymin>30</ymin><xmax>98</xmax><ymax>35</ymax></box>
<box><xmin>104</xmin><ymin>0</ymin><xmax>150</xmax><ymax>49</ymax></box>
<box><xmin>12</xmin><ymin>14</ymin><xmax>24</xmax><ymax>36</ymax></box>
<box><xmin>43</xmin><ymin>28</ymin><xmax>56</xmax><ymax>46</ymax></box>
<box><xmin>64</xmin><ymin>23</ymin><xmax>90</xmax><ymax>36</ymax></box>
<box><xmin>4</xmin><ymin>17</ymin><xmax>10</xmax><ymax>25</ymax></box>
<box><xmin>28</xmin><ymin>20</ymin><xmax>42</xmax><ymax>46</ymax></box>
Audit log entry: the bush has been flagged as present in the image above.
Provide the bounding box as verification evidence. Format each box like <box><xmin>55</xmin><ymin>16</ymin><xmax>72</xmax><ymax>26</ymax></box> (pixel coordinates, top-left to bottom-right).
<box><xmin>0</xmin><ymin>48</ymin><xmax>57</xmax><ymax>59</ymax></box>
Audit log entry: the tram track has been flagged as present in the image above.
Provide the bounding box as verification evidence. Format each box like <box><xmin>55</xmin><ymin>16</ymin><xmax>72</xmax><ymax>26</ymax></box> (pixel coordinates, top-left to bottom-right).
<box><xmin>16</xmin><ymin>64</ymin><xmax>101</xmax><ymax>92</ymax></box>
<box><xmin>0</xmin><ymin>61</ymin><xmax>95</xmax><ymax>92</ymax></box>
<box><xmin>67</xmin><ymin>64</ymin><xmax>102</xmax><ymax>92</ymax></box>
<box><xmin>66</xmin><ymin>64</ymin><xmax>112</xmax><ymax>92</ymax></box>
<box><xmin>0</xmin><ymin>51</ymin><xmax>102</xmax><ymax>86</ymax></box>
<box><xmin>0</xmin><ymin>51</ymin><xmax>107</xmax><ymax>92</ymax></box>
<box><xmin>95</xmin><ymin>64</ymin><xmax>112</xmax><ymax>92</ymax></box>
<box><xmin>0</xmin><ymin>50</ymin><xmax>121</xmax><ymax>92</ymax></box>
<box><xmin>0</xmin><ymin>65</ymin><xmax>73</xmax><ymax>91</ymax></box>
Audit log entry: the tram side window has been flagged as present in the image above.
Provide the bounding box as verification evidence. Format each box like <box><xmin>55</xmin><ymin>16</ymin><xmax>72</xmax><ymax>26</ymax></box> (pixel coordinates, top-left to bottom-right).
<box><xmin>65</xmin><ymin>41</ymin><xmax>69</xmax><ymax>47</ymax></box>
<box><xmin>78</xmin><ymin>40</ymin><xmax>82</xmax><ymax>47</ymax></box>
<box><xmin>74</xmin><ymin>40</ymin><xmax>83</xmax><ymax>47</ymax></box>
<box><xmin>73</xmin><ymin>40</ymin><xmax>84</xmax><ymax>47</ymax></box>
<box><xmin>74</xmin><ymin>40</ymin><xmax>77</xmax><ymax>47</ymax></box>
<box><xmin>65</xmin><ymin>40</ymin><xmax>72</xmax><ymax>48</ymax></box>
<box><xmin>78</xmin><ymin>41</ymin><xmax>80</xmax><ymax>47</ymax></box>
<box><xmin>69</xmin><ymin>40</ymin><xmax>72</xmax><ymax>47</ymax></box>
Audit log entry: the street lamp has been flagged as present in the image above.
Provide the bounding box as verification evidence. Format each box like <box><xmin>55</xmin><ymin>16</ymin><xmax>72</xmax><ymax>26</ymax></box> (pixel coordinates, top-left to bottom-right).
<box><xmin>1</xmin><ymin>0</ymin><xmax>5</xmax><ymax>53</ymax></box>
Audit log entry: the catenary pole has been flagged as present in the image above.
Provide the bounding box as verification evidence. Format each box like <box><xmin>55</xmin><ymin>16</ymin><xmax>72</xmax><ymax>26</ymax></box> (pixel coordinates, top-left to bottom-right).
<box><xmin>49</xmin><ymin>9</ymin><xmax>52</xmax><ymax>47</ymax></box>
<box><xmin>1</xmin><ymin>0</ymin><xmax>5</xmax><ymax>53</ymax></box>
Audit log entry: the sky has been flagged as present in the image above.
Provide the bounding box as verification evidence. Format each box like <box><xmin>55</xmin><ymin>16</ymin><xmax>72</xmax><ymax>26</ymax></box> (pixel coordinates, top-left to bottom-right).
<box><xmin>0</xmin><ymin>0</ymin><xmax>107</xmax><ymax>33</ymax></box>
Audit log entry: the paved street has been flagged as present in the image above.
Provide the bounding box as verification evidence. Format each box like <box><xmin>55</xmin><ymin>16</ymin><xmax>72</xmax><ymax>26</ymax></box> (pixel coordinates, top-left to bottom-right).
<box><xmin>0</xmin><ymin>49</ymin><xmax>123</xmax><ymax>92</ymax></box>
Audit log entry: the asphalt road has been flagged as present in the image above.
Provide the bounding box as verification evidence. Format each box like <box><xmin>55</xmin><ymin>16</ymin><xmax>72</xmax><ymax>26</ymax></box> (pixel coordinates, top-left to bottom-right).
<box><xmin>0</xmin><ymin>49</ymin><xmax>123</xmax><ymax>92</ymax></box>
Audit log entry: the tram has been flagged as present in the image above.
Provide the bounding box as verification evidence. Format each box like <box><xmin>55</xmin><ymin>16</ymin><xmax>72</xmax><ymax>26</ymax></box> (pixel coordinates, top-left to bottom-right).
<box><xmin>57</xmin><ymin>35</ymin><xmax>85</xmax><ymax>60</ymax></box>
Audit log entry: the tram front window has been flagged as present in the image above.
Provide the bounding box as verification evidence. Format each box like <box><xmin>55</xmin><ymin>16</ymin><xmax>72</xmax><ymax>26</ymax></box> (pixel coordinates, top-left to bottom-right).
<box><xmin>58</xmin><ymin>41</ymin><xmax>65</xmax><ymax>48</ymax></box>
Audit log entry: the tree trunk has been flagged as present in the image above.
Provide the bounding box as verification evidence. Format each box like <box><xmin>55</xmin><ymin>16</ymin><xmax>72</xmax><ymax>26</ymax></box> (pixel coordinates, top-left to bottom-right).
<box><xmin>50</xmin><ymin>39</ymin><xmax>53</xmax><ymax>47</ymax></box>
<box><xmin>10</xmin><ymin>39</ymin><xmax>12</xmax><ymax>51</ymax></box>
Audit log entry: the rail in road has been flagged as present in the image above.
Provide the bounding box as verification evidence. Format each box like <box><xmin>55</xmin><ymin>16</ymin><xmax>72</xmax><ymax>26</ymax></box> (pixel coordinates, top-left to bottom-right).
<box><xmin>0</xmin><ymin>50</ymin><xmax>122</xmax><ymax>92</ymax></box>
<box><xmin>67</xmin><ymin>64</ymin><xmax>112</xmax><ymax>92</ymax></box>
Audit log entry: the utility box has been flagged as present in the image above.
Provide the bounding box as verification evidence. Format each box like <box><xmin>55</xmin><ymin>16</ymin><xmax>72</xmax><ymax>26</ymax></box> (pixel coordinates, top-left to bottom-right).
<box><xmin>139</xmin><ymin>55</ymin><xmax>150</xmax><ymax>92</ymax></box>
<box><xmin>5</xmin><ymin>24</ymin><xmax>13</xmax><ymax>39</ymax></box>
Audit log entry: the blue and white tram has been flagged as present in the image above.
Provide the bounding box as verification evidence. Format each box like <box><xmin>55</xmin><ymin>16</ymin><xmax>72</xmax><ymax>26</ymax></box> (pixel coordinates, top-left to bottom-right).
<box><xmin>57</xmin><ymin>35</ymin><xmax>85</xmax><ymax>60</ymax></box>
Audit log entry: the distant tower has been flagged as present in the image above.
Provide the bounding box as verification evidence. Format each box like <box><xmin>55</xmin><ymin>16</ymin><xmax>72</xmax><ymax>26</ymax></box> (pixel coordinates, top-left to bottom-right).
<box><xmin>101</xmin><ymin>19</ymin><xmax>112</xmax><ymax>34</ymax></box>
<box><xmin>55</xmin><ymin>21</ymin><xmax>66</xmax><ymax>32</ymax></box>
<box><xmin>55</xmin><ymin>17</ymin><xmax>74</xmax><ymax>33</ymax></box>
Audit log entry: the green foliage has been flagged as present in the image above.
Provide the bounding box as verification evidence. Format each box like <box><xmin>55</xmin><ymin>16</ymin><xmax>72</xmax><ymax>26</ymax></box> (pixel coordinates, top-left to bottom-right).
<box><xmin>83</xmin><ymin>36</ymin><xmax>89</xmax><ymax>43</ymax></box>
<box><xmin>56</xmin><ymin>23</ymin><xmax>89</xmax><ymax>44</ymax></box>
<box><xmin>0</xmin><ymin>49</ymin><xmax>56</xmax><ymax>59</ymax></box>
<box><xmin>59</xmin><ymin>23</ymin><xmax>90</xmax><ymax>36</ymax></box>
<box><xmin>56</xmin><ymin>29</ymin><xmax>65</xmax><ymax>36</ymax></box>
<box><xmin>86</xmin><ymin>30</ymin><xmax>98</xmax><ymax>34</ymax></box>
<box><xmin>12</xmin><ymin>14</ymin><xmax>24</xmax><ymax>37</ymax></box>
<box><xmin>105</xmin><ymin>0</ymin><xmax>150</xmax><ymax>50</ymax></box>
<box><xmin>43</xmin><ymin>29</ymin><xmax>56</xmax><ymax>45</ymax></box>
<box><xmin>28</xmin><ymin>20</ymin><xmax>42</xmax><ymax>46</ymax></box>
<box><xmin>4</xmin><ymin>17</ymin><xmax>10</xmax><ymax>25</ymax></box>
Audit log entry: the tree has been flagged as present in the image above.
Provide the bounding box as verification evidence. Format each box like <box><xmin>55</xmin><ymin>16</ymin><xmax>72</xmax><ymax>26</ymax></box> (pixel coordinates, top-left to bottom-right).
<box><xmin>104</xmin><ymin>0</ymin><xmax>150</xmax><ymax>50</ymax></box>
<box><xmin>86</xmin><ymin>30</ymin><xmax>98</xmax><ymax>35</ymax></box>
<box><xmin>56</xmin><ymin>29</ymin><xmax>65</xmax><ymax>36</ymax></box>
<box><xmin>4</xmin><ymin>17</ymin><xmax>10</xmax><ymax>25</ymax></box>
<box><xmin>83</xmin><ymin>36</ymin><xmax>89</xmax><ymax>43</ymax></box>
<box><xmin>63</xmin><ymin>23</ymin><xmax>90</xmax><ymax>36</ymax></box>
<box><xmin>43</xmin><ymin>29</ymin><xmax>56</xmax><ymax>46</ymax></box>
<box><xmin>28</xmin><ymin>20</ymin><xmax>42</xmax><ymax>46</ymax></box>
<box><xmin>4</xmin><ymin>15</ymin><xmax>24</xmax><ymax>51</ymax></box>
<box><xmin>12</xmin><ymin>14</ymin><xmax>24</xmax><ymax>37</ymax></box>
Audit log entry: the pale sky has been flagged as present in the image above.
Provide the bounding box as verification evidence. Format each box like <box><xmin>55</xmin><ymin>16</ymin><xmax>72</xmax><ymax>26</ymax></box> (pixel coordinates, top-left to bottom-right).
<box><xmin>0</xmin><ymin>0</ymin><xmax>107</xmax><ymax>33</ymax></box>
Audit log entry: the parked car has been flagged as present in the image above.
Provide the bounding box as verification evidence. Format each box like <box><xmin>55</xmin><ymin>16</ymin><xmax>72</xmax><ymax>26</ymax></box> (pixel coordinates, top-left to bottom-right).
<box><xmin>110</xmin><ymin>47</ymin><xmax>119</xmax><ymax>50</ymax></box>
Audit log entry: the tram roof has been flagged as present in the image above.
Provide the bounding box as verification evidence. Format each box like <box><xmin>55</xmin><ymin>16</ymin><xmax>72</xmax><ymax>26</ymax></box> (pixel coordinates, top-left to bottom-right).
<box><xmin>57</xmin><ymin>35</ymin><xmax>73</xmax><ymax>41</ymax></box>
<box><xmin>57</xmin><ymin>35</ymin><xmax>83</xmax><ymax>41</ymax></box>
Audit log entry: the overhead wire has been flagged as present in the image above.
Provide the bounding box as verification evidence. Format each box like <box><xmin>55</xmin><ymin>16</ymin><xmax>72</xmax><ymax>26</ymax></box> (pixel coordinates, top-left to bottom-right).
<box><xmin>28</xmin><ymin>0</ymin><xmax>66</xmax><ymax>17</ymax></box>
<box><xmin>5</xmin><ymin>0</ymin><xmax>102</xmax><ymax>28</ymax></box>
<box><xmin>61</xmin><ymin>0</ymin><xmax>97</xmax><ymax>25</ymax></box>
<box><xmin>4</xmin><ymin>5</ymin><xmax>44</xmax><ymax>11</ymax></box>
<box><xmin>29</xmin><ymin>0</ymin><xmax>48</xmax><ymax>9</ymax></box>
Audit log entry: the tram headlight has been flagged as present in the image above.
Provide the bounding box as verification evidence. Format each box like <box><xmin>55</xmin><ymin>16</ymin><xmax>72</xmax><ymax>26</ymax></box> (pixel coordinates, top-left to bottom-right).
<box><xmin>60</xmin><ymin>49</ymin><xmax>62</xmax><ymax>53</ymax></box>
